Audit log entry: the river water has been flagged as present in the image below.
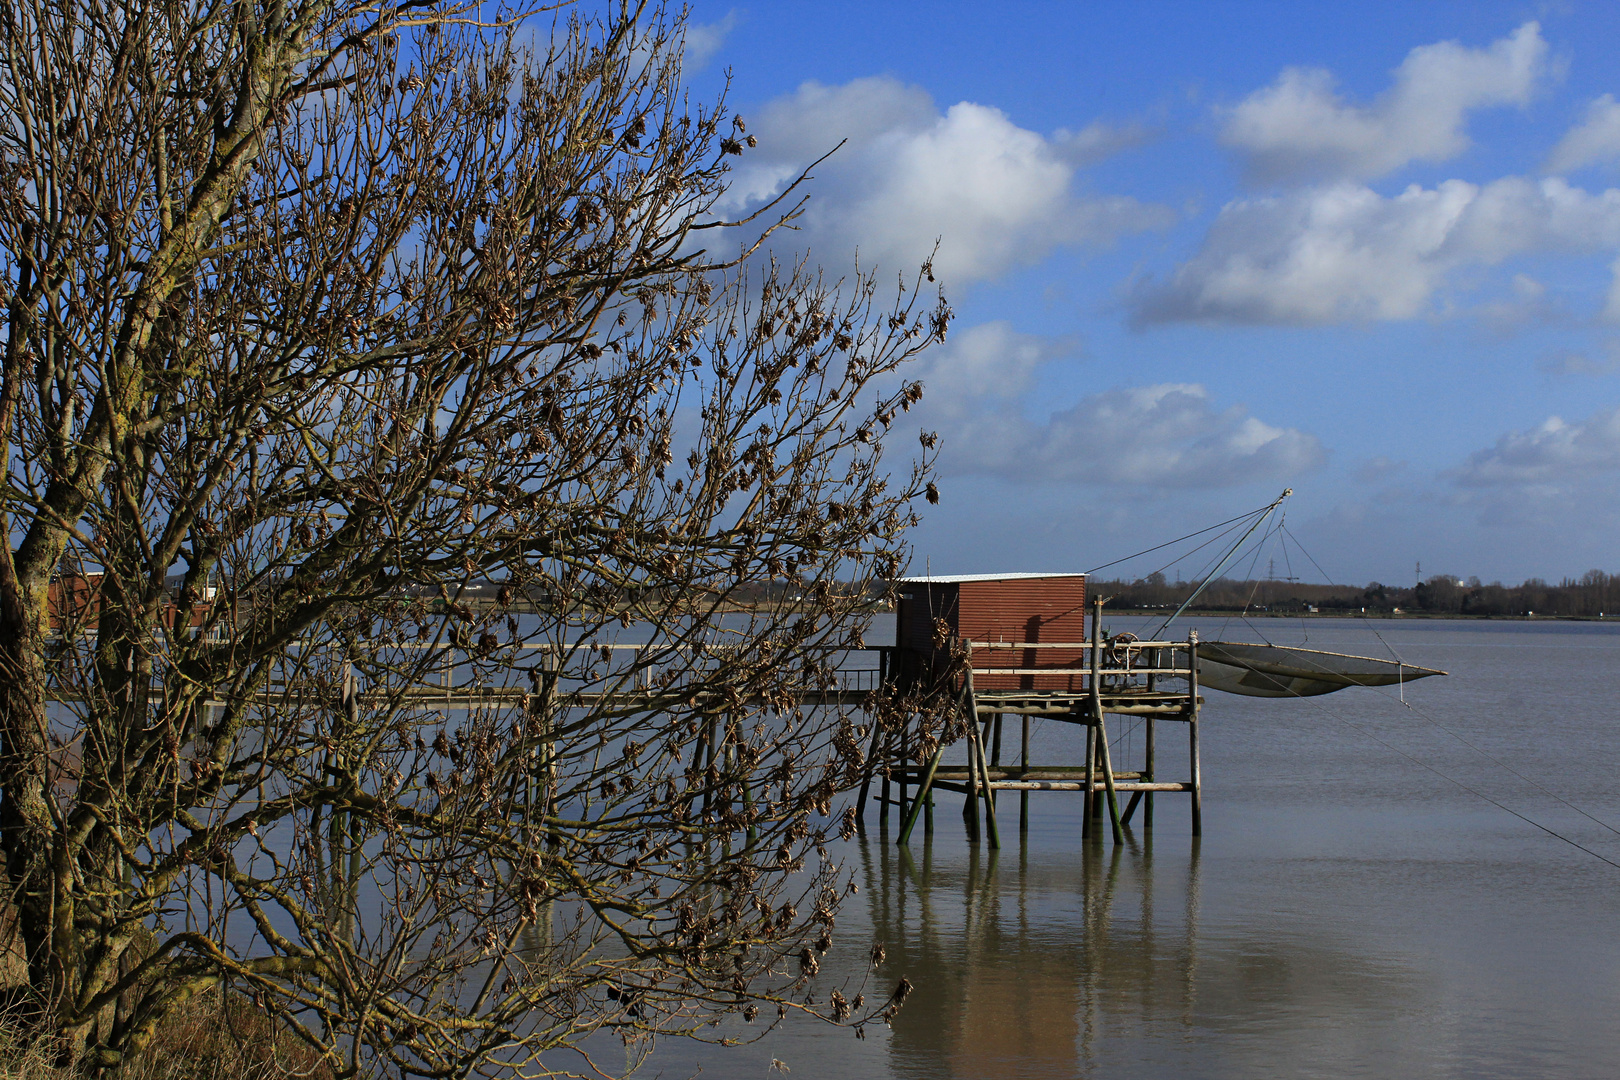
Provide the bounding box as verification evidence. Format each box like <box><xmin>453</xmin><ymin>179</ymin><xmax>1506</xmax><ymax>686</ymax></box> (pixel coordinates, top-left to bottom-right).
<box><xmin>598</xmin><ymin>616</ymin><xmax>1620</xmax><ymax>1079</ymax></box>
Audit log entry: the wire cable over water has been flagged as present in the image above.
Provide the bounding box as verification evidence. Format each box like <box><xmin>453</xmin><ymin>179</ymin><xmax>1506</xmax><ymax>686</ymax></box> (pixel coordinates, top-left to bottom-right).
<box><xmin>1279</xmin><ymin>679</ymin><xmax>1620</xmax><ymax>871</ymax></box>
<box><xmin>1083</xmin><ymin>504</ymin><xmax>1274</xmax><ymax>578</ymax></box>
<box><xmin>1220</xmin><ymin>525</ymin><xmax>1620</xmax><ymax>866</ymax></box>
<box><xmin>1233</xmin><ymin>525</ymin><xmax>1620</xmax><ymax>843</ymax></box>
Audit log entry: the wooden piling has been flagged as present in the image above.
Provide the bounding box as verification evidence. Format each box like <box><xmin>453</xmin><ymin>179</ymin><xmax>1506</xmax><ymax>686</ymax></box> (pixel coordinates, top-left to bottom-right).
<box><xmin>897</xmin><ymin>723</ymin><xmax>910</xmax><ymax>827</ymax></box>
<box><xmin>1145</xmin><ymin>714</ymin><xmax>1156</xmax><ymax>830</ymax></box>
<box><xmin>984</xmin><ymin>712</ymin><xmax>997</xmax><ymax>816</ymax></box>
<box><xmin>1020</xmin><ymin>713</ymin><xmax>1031</xmax><ymax>832</ymax></box>
<box><xmin>1082</xmin><ymin>724</ymin><xmax>1095</xmax><ymax>840</ymax></box>
<box><xmin>738</xmin><ymin>739</ymin><xmax>757</xmax><ymax>844</ymax></box>
<box><xmin>962</xmin><ymin>675</ymin><xmax>981</xmax><ymax>843</ymax></box>
<box><xmin>898</xmin><ymin>746</ymin><xmax>942</xmax><ymax>845</ymax></box>
<box><xmin>974</xmin><ymin>709</ymin><xmax>1001</xmax><ymax>849</ymax></box>
<box><xmin>855</xmin><ymin>718</ymin><xmax>886</xmax><ymax>831</ymax></box>
<box><xmin>701</xmin><ymin>712</ymin><xmax>719</xmax><ymax>821</ymax></box>
<box><xmin>1188</xmin><ymin>630</ymin><xmax>1202</xmax><ymax>837</ymax></box>
<box><xmin>962</xmin><ymin>737</ymin><xmax>980</xmax><ymax>843</ymax></box>
<box><xmin>1121</xmin><ymin>788</ymin><xmax>1143</xmax><ymax>825</ymax></box>
<box><xmin>880</xmin><ymin>758</ymin><xmax>891</xmax><ymax>829</ymax></box>
<box><xmin>1095</xmin><ymin>710</ymin><xmax>1125</xmax><ymax>845</ymax></box>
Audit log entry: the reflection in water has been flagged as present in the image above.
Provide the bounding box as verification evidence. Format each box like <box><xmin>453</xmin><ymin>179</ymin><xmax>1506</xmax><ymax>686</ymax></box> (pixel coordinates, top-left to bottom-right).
<box><xmin>855</xmin><ymin>830</ymin><xmax>1440</xmax><ymax>1080</ymax></box>
<box><xmin>625</xmin><ymin>620</ymin><xmax>1620</xmax><ymax>1079</ymax></box>
<box><xmin>860</xmin><ymin>833</ymin><xmax>1203</xmax><ymax>1078</ymax></box>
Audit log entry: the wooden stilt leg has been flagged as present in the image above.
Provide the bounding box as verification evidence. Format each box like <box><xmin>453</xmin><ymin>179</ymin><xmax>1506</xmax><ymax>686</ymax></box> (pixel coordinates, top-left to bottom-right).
<box><xmin>897</xmin><ymin>726</ymin><xmax>909</xmax><ymax>828</ymax></box>
<box><xmin>898</xmin><ymin>747</ymin><xmax>942</xmax><ymax>845</ymax></box>
<box><xmin>700</xmin><ymin>713</ymin><xmax>718</xmax><ymax>822</ymax></box>
<box><xmin>1087</xmin><ymin>596</ymin><xmax>1106</xmax><ymax>839</ymax></box>
<box><xmin>1189</xmin><ymin>716</ymin><xmax>1203</xmax><ymax>837</ymax></box>
<box><xmin>983</xmin><ymin>714</ymin><xmax>999</xmax><ymax>812</ymax></box>
<box><xmin>742</xmin><ymin>746</ymin><xmax>758</xmax><ymax>845</ymax></box>
<box><xmin>962</xmin><ymin>728</ymin><xmax>980</xmax><ymax>843</ymax></box>
<box><xmin>1097</xmin><ymin>710</ymin><xmax>1125</xmax><ymax>845</ymax></box>
<box><xmin>960</xmin><ymin>663</ymin><xmax>991</xmax><ymax>845</ymax></box>
<box><xmin>1145</xmin><ymin>716</ymin><xmax>1156</xmax><ymax>831</ymax></box>
<box><xmin>1091</xmin><ymin>736</ymin><xmax>1106</xmax><ymax>820</ymax></box>
<box><xmin>880</xmin><ymin>758</ymin><xmax>891</xmax><ymax>829</ymax></box>
<box><xmin>1188</xmin><ymin>630</ymin><xmax>1202</xmax><ymax>837</ymax></box>
<box><xmin>1121</xmin><ymin>789</ymin><xmax>1143</xmax><ymax>825</ymax></box>
<box><xmin>1020</xmin><ymin>714</ymin><xmax>1030</xmax><ymax>832</ymax></box>
<box><xmin>1082</xmin><ymin>723</ymin><xmax>1095</xmax><ymax>840</ymax></box>
<box><xmin>974</xmin><ymin>716</ymin><xmax>1000</xmax><ymax>850</ymax></box>
<box><xmin>856</xmin><ymin>716</ymin><xmax>886</xmax><ymax>832</ymax></box>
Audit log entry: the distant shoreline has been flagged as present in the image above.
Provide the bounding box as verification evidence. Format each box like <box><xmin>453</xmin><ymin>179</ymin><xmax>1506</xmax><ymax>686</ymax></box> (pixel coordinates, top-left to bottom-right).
<box><xmin>1109</xmin><ymin>610</ymin><xmax>1615</xmax><ymax>622</ymax></box>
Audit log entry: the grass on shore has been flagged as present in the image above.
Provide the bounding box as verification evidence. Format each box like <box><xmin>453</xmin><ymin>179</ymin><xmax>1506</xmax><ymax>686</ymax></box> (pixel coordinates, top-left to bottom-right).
<box><xmin>0</xmin><ymin>989</ymin><xmax>332</xmax><ymax>1080</ymax></box>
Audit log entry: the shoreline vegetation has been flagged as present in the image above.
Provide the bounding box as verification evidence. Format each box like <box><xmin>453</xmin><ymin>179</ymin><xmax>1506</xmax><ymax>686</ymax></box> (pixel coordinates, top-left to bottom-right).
<box><xmin>0</xmin><ymin>992</ymin><xmax>330</xmax><ymax>1080</ymax></box>
<box><xmin>671</xmin><ymin>572</ymin><xmax>1620</xmax><ymax>621</ymax></box>
<box><xmin>453</xmin><ymin>578</ymin><xmax>1620</xmax><ymax>621</ymax></box>
<box><xmin>0</xmin><ymin>917</ymin><xmax>328</xmax><ymax>1080</ymax></box>
<box><xmin>1088</xmin><ymin>571</ymin><xmax>1620</xmax><ymax>621</ymax></box>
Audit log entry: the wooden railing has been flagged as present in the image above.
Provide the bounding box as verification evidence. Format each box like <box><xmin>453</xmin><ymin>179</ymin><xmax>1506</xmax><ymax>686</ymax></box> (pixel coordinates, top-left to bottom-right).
<box><xmin>963</xmin><ymin>639</ymin><xmax>1195</xmax><ymax>687</ymax></box>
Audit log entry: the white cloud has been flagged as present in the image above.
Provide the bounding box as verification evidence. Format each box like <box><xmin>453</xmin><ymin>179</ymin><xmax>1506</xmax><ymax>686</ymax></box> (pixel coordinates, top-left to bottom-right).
<box><xmin>911</xmin><ymin>321</ymin><xmax>1069</xmax><ymax>411</ymax></box>
<box><xmin>1450</xmin><ymin>408</ymin><xmax>1620</xmax><ymax>535</ymax></box>
<box><xmin>1535</xmin><ymin>351</ymin><xmax>1613</xmax><ymax>380</ymax></box>
<box><xmin>911</xmin><ymin>328</ymin><xmax>1323</xmax><ymax>487</ymax></box>
<box><xmin>1476</xmin><ymin>272</ymin><xmax>1568</xmax><ymax>334</ymax></box>
<box><xmin>720</xmin><ymin>77</ymin><xmax>1171</xmax><ymax>287</ymax></box>
<box><xmin>1354</xmin><ymin>456</ymin><xmax>1409</xmax><ymax>483</ymax></box>
<box><xmin>1605</xmin><ymin>255</ymin><xmax>1620</xmax><ymax>323</ymax></box>
<box><xmin>1132</xmin><ymin>177</ymin><xmax>1620</xmax><ymax>326</ymax></box>
<box><xmin>1546</xmin><ymin>95</ymin><xmax>1620</xmax><ymax>175</ymax></box>
<box><xmin>683</xmin><ymin>11</ymin><xmax>737</xmax><ymax>72</ymax></box>
<box><xmin>1002</xmin><ymin>384</ymin><xmax>1324</xmax><ymax>487</ymax></box>
<box><xmin>1221</xmin><ymin>22</ymin><xmax>1547</xmax><ymax>183</ymax></box>
<box><xmin>1456</xmin><ymin>408</ymin><xmax>1620</xmax><ymax>487</ymax></box>
<box><xmin>1052</xmin><ymin>121</ymin><xmax>1156</xmax><ymax>167</ymax></box>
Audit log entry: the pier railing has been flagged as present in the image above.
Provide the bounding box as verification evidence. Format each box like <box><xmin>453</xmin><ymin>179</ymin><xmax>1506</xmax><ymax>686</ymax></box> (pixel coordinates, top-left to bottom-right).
<box><xmin>965</xmin><ymin>638</ymin><xmax>1194</xmax><ymax>681</ymax></box>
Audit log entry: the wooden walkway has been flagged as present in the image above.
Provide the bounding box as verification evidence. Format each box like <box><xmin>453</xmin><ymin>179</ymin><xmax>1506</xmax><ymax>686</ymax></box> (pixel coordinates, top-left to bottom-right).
<box><xmin>45</xmin><ymin>605</ymin><xmax>1203</xmax><ymax>849</ymax></box>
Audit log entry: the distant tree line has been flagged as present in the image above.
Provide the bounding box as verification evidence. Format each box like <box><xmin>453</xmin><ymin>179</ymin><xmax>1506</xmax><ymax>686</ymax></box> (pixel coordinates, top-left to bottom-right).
<box><xmin>1095</xmin><ymin>570</ymin><xmax>1620</xmax><ymax>618</ymax></box>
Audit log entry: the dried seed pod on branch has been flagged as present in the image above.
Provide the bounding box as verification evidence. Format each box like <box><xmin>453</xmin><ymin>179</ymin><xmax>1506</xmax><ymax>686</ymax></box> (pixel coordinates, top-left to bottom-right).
<box><xmin>0</xmin><ymin>0</ymin><xmax>948</xmax><ymax>1073</ymax></box>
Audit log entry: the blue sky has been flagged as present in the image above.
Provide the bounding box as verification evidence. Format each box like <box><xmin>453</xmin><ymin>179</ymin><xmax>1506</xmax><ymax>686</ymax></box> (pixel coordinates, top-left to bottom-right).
<box><xmin>679</xmin><ymin>2</ymin><xmax>1620</xmax><ymax>586</ymax></box>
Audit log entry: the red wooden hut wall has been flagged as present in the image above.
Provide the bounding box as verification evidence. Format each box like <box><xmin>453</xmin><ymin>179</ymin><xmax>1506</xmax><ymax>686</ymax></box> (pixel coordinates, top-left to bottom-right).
<box><xmin>48</xmin><ymin>573</ymin><xmax>102</xmax><ymax>633</ymax></box>
<box><xmin>47</xmin><ymin>573</ymin><xmax>215</xmax><ymax>635</ymax></box>
<box><xmin>895</xmin><ymin>574</ymin><xmax>1087</xmax><ymax>691</ymax></box>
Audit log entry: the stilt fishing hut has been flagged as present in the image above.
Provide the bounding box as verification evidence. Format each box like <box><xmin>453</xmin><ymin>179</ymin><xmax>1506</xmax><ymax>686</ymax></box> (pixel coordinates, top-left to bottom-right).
<box><xmin>858</xmin><ymin>573</ymin><xmax>1208</xmax><ymax>849</ymax></box>
<box><xmin>858</xmin><ymin>492</ymin><xmax>1450</xmax><ymax>848</ymax></box>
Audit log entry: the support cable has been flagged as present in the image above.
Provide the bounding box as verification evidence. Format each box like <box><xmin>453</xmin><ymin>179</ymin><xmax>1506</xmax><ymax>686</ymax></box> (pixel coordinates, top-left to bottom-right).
<box><xmin>1069</xmin><ymin>505</ymin><xmax>1620</xmax><ymax>868</ymax></box>
<box><xmin>1279</xmin><ymin>522</ymin><xmax>1406</xmax><ymax>665</ymax></box>
<box><xmin>1281</xmin><ymin>680</ymin><xmax>1620</xmax><ymax>871</ymax></box>
<box><xmin>1084</xmin><ymin>505</ymin><xmax>1272</xmax><ymax>577</ymax></box>
<box><xmin>1153</xmin><ymin>490</ymin><xmax>1292</xmax><ymax>638</ymax></box>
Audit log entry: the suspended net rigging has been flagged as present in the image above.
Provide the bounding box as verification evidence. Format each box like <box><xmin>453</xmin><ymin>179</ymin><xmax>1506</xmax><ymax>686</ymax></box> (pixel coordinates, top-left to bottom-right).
<box><xmin>1085</xmin><ymin>497</ymin><xmax>1620</xmax><ymax>872</ymax></box>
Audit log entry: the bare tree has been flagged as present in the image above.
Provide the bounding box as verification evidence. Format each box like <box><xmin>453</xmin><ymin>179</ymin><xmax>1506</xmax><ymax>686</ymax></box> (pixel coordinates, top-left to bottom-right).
<box><xmin>0</xmin><ymin>0</ymin><xmax>949</xmax><ymax>1072</ymax></box>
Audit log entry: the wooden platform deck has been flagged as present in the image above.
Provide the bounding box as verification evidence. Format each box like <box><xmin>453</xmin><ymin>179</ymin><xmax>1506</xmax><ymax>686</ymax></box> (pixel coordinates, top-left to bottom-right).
<box><xmin>973</xmin><ymin>690</ymin><xmax>1200</xmax><ymax>717</ymax></box>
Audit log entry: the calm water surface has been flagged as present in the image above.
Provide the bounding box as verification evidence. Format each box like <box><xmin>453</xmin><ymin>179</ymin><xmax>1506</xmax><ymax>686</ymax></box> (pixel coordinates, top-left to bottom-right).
<box><xmin>597</xmin><ymin>617</ymin><xmax>1620</xmax><ymax>1079</ymax></box>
